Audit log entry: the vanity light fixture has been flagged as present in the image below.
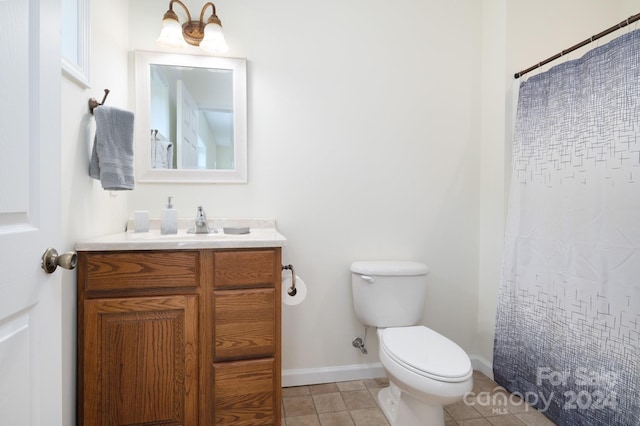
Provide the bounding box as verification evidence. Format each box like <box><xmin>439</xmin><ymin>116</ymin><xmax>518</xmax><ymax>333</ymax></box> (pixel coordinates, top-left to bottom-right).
<box><xmin>156</xmin><ymin>0</ymin><xmax>229</xmax><ymax>54</ymax></box>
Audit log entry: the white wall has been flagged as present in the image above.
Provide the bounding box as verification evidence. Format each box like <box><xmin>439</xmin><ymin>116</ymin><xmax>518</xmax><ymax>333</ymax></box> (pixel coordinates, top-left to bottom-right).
<box><xmin>128</xmin><ymin>0</ymin><xmax>484</xmax><ymax>380</ymax></box>
<box><xmin>476</xmin><ymin>0</ymin><xmax>508</xmax><ymax>372</ymax></box>
<box><xmin>60</xmin><ymin>0</ymin><xmax>131</xmax><ymax>424</ymax></box>
<box><xmin>127</xmin><ymin>0</ymin><xmax>639</xmax><ymax>383</ymax></box>
<box><xmin>59</xmin><ymin>2</ymin><xmax>640</xmax><ymax>417</ymax></box>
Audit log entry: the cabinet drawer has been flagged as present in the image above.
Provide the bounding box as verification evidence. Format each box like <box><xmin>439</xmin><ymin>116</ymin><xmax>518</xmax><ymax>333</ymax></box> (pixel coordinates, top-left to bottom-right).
<box><xmin>213</xmin><ymin>358</ymin><xmax>276</xmax><ymax>425</ymax></box>
<box><xmin>214</xmin><ymin>250</ymin><xmax>275</xmax><ymax>289</ymax></box>
<box><xmin>81</xmin><ymin>251</ymin><xmax>199</xmax><ymax>293</ymax></box>
<box><xmin>213</xmin><ymin>289</ymin><xmax>275</xmax><ymax>360</ymax></box>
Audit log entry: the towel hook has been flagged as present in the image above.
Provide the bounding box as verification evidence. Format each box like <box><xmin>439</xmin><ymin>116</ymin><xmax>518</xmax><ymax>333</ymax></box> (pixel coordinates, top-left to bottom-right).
<box><xmin>282</xmin><ymin>264</ymin><xmax>297</xmax><ymax>296</ymax></box>
<box><xmin>88</xmin><ymin>89</ymin><xmax>110</xmax><ymax>114</ymax></box>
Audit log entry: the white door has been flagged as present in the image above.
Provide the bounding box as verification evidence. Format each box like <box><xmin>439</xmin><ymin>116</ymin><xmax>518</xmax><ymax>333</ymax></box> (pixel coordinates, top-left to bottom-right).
<box><xmin>0</xmin><ymin>0</ymin><xmax>63</xmax><ymax>425</ymax></box>
<box><xmin>176</xmin><ymin>80</ymin><xmax>200</xmax><ymax>169</ymax></box>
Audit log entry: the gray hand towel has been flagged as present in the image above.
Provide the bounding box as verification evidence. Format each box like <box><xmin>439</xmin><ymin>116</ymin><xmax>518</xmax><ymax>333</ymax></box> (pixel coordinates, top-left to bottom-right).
<box><xmin>89</xmin><ymin>106</ymin><xmax>135</xmax><ymax>190</ymax></box>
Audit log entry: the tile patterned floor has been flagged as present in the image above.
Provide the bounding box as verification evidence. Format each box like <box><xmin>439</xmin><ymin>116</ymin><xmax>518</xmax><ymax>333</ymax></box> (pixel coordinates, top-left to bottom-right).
<box><xmin>281</xmin><ymin>371</ymin><xmax>557</xmax><ymax>425</ymax></box>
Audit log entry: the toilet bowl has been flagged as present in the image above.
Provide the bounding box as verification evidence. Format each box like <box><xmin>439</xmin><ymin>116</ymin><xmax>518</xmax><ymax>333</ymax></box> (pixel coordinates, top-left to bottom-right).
<box><xmin>376</xmin><ymin>326</ymin><xmax>473</xmax><ymax>426</ymax></box>
<box><xmin>350</xmin><ymin>261</ymin><xmax>473</xmax><ymax>426</ymax></box>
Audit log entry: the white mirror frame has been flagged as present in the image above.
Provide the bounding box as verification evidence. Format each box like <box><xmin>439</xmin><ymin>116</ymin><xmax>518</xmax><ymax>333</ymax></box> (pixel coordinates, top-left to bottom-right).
<box><xmin>134</xmin><ymin>51</ymin><xmax>247</xmax><ymax>183</ymax></box>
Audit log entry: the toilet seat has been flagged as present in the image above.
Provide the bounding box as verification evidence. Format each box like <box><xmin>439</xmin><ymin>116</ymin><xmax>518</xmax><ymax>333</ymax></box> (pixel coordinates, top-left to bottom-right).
<box><xmin>379</xmin><ymin>326</ymin><xmax>472</xmax><ymax>383</ymax></box>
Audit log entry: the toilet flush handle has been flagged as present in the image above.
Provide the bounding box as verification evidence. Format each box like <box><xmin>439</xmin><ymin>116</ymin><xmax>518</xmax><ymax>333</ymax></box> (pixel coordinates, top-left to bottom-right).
<box><xmin>360</xmin><ymin>275</ymin><xmax>375</xmax><ymax>284</ymax></box>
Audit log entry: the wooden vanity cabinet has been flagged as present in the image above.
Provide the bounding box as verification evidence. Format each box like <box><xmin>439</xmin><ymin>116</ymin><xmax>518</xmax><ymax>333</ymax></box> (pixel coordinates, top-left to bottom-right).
<box><xmin>77</xmin><ymin>248</ymin><xmax>282</xmax><ymax>426</ymax></box>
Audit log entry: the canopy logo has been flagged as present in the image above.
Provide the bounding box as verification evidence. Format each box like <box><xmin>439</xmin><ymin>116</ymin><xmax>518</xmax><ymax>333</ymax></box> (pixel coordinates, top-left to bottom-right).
<box><xmin>464</xmin><ymin>368</ymin><xmax>618</xmax><ymax>414</ymax></box>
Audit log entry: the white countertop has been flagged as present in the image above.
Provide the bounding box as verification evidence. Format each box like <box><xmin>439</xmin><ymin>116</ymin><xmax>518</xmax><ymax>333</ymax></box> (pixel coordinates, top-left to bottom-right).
<box><xmin>76</xmin><ymin>218</ymin><xmax>287</xmax><ymax>251</ymax></box>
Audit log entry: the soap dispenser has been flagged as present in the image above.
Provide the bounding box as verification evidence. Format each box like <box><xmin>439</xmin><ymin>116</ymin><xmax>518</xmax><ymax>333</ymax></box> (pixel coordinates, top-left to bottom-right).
<box><xmin>160</xmin><ymin>196</ymin><xmax>178</xmax><ymax>235</ymax></box>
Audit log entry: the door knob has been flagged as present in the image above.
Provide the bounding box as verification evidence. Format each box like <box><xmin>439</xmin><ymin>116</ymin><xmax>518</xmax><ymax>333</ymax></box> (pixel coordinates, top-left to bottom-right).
<box><xmin>41</xmin><ymin>247</ymin><xmax>77</xmax><ymax>274</ymax></box>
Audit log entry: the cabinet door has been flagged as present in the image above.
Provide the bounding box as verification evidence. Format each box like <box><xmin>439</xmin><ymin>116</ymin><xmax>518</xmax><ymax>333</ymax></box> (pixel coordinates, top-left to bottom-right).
<box><xmin>81</xmin><ymin>295</ymin><xmax>198</xmax><ymax>426</ymax></box>
<box><xmin>213</xmin><ymin>358</ymin><xmax>276</xmax><ymax>425</ymax></box>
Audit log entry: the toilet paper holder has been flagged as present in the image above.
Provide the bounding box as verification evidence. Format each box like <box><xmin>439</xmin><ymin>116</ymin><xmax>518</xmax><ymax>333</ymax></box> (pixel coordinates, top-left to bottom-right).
<box><xmin>282</xmin><ymin>264</ymin><xmax>297</xmax><ymax>296</ymax></box>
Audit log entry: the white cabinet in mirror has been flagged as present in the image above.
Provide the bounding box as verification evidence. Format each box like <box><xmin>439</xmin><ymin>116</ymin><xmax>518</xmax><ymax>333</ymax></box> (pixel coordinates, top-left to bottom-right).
<box><xmin>134</xmin><ymin>51</ymin><xmax>247</xmax><ymax>183</ymax></box>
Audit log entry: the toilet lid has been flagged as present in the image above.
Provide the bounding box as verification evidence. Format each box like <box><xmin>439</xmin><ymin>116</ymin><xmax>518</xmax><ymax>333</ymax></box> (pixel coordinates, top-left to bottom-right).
<box><xmin>380</xmin><ymin>326</ymin><xmax>472</xmax><ymax>382</ymax></box>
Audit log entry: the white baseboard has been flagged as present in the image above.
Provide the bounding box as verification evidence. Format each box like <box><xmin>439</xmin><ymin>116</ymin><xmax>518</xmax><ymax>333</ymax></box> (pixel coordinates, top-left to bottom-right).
<box><xmin>470</xmin><ymin>354</ymin><xmax>493</xmax><ymax>379</ymax></box>
<box><xmin>282</xmin><ymin>363</ymin><xmax>386</xmax><ymax>388</ymax></box>
<box><xmin>282</xmin><ymin>355</ymin><xmax>493</xmax><ymax>388</ymax></box>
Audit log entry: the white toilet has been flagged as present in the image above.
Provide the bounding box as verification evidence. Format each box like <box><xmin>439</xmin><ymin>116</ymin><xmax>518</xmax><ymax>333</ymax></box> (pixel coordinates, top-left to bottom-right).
<box><xmin>351</xmin><ymin>260</ymin><xmax>473</xmax><ymax>426</ymax></box>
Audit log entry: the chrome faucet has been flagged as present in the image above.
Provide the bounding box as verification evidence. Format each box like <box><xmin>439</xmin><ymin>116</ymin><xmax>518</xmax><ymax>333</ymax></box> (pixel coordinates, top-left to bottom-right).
<box><xmin>194</xmin><ymin>206</ymin><xmax>215</xmax><ymax>234</ymax></box>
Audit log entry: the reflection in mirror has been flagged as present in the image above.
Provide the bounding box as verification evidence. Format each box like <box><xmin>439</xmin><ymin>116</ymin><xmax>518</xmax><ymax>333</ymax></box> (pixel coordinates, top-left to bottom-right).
<box><xmin>135</xmin><ymin>51</ymin><xmax>247</xmax><ymax>183</ymax></box>
<box><xmin>150</xmin><ymin>65</ymin><xmax>233</xmax><ymax>170</ymax></box>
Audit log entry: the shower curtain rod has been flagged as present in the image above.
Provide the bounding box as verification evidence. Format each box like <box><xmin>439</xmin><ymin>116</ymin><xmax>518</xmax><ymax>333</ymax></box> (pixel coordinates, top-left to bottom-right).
<box><xmin>514</xmin><ymin>12</ymin><xmax>640</xmax><ymax>79</ymax></box>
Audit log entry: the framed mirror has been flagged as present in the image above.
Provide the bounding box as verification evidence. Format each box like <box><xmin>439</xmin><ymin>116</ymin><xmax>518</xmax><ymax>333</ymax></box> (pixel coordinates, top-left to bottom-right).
<box><xmin>134</xmin><ymin>51</ymin><xmax>247</xmax><ymax>183</ymax></box>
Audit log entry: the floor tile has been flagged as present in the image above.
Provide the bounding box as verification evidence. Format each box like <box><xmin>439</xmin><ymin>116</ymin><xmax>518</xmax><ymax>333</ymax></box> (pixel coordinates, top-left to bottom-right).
<box><xmin>342</xmin><ymin>390</ymin><xmax>378</xmax><ymax>410</ymax></box>
<box><xmin>486</xmin><ymin>414</ymin><xmax>528</xmax><ymax>425</ymax></box>
<box><xmin>362</xmin><ymin>377</ymin><xmax>389</xmax><ymax>389</ymax></box>
<box><xmin>514</xmin><ymin>412</ymin><xmax>555</xmax><ymax>426</ymax></box>
<box><xmin>312</xmin><ymin>392</ymin><xmax>347</xmax><ymax>413</ymax></box>
<box><xmin>282</xmin><ymin>371</ymin><xmax>557</xmax><ymax>426</ymax></box>
<box><xmin>286</xmin><ymin>414</ymin><xmax>320</xmax><ymax>426</ymax></box>
<box><xmin>349</xmin><ymin>408</ymin><xmax>390</xmax><ymax>426</ymax></box>
<box><xmin>368</xmin><ymin>386</ymin><xmax>384</xmax><ymax>400</ymax></box>
<box><xmin>318</xmin><ymin>411</ymin><xmax>355</xmax><ymax>426</ymax></box>
<box><xmin>504</xmin><ymin>394</ymin><xmax>534</xmax><ymax>414</ymax></box>
<box><xmin>283</xmin><ymin>395</ymin><xmax>317</xmax><ymax>417</ymax></box>
<box><xmin>336</xmin><ymin>380</ymin><xmax>367</xmax><ymax>392</ymax></box>
<box><xmin>445</xmin><ymin>400</ymin><xmax>485</xmax><ymax>421</ymax></box>
<box><xmin>283</xmin><ymin>386</ymin><xmax>311</xmax><ymax>397</ymax></box>
<box><xmin>309</xmin><ymin>383</ymin><xmax>340</xmax><ymax>395</ymax></box>
<box><xmin>459</xmin><ymin>418</ymin><xmax>493</xmax><ymax>426</ymax></box>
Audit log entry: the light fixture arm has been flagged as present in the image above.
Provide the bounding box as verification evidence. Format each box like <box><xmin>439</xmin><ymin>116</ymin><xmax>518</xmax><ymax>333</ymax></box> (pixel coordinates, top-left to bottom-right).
<box><xmin>200</xmin><ymin>2</ymin><xmax>221</xmax><ymax>27</ymax></box>
<box><xmin>165</xmin><ymin>0</ymin><xmax>193</xmax><ymax>23</ymax></box>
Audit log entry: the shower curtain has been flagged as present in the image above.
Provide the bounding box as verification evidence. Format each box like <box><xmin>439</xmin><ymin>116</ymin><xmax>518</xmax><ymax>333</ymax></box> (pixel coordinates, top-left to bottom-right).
<box><xmin>494</xmin><ymin>29</ymin><xmax>640</xmax><ymax>425</ymax></box>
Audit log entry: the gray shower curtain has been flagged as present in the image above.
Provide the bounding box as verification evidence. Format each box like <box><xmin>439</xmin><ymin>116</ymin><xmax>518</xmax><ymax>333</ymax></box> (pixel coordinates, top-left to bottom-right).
<box><xmin>494</xmin><ymin>29</ymin><xmax>640</xmax><ymax>425</ymax></box>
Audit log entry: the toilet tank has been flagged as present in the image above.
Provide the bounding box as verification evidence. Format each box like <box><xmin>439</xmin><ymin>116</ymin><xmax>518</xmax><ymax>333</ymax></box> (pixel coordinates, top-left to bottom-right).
<box><xmin>350</xmin><ymin>261</ymin><xmax>430</xmax><ymax>328</ymax></box>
